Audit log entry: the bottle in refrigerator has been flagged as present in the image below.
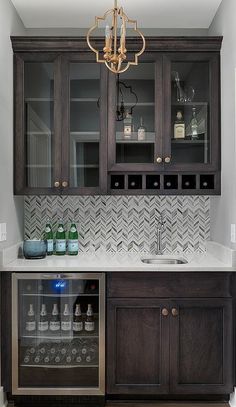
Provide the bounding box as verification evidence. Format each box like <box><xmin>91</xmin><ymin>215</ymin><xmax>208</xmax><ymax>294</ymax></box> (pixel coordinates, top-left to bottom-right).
<box><xmin>68</xmin><ymin>221</ymin><xmax>79</xmax><ymax>256</ymax></box>
<box><xmin>85</xmin><ymin>304</ymin><xmax>95</xmax><ymax>332</ymax></box>
<box><xmin>34</xmin><ymin>355</ymin><xmax>41</xmax><ymax>364</ymax></box>
<box><xmin>55</xmin><ymin>219</ymin><xmax>66</xmax><ymax>255</ymax></box>
<box><xmin>44</xmin><ymin>218</ymin><xmax>54</xmax><ymax>255</ymax></box>
<box><xmin>49</xmin><ymin>304</ymin><xmax>60</xmax><ymax>332</ymax></box>
<box><xmin>23</xmin><ymin>355</ymin><xmax>30</xmax><ymax>364</ymax></box>
<box><xmin>25</xmin><ymin>303</ymin><xmax>36</xmax><ymax>332</ymax></box>
<box><xmin>38</xmin><ymin>304</ymin><xmax>48</xmax><ymax>332</ymax></box>
<box><xmin>73</xmin><ymin>304</ymin><xmax>83</xmax><ymax>333</ymax></box>
<box><xmin>85</xmin><ymin>344</ymin><xmax>97</xmax><ymax>363</ymax></box>
<box><xmin>61</xmin><ymin>304</ymin><xmax>72</xmax><ymax>331</ymax></box>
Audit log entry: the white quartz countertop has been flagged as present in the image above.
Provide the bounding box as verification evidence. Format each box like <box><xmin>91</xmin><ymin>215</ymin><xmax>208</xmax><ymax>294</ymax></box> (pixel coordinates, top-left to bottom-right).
<box><xmin>1</xmin><ymin>242</ymin><xmax>236</xmax><ymax>272</ymax></box>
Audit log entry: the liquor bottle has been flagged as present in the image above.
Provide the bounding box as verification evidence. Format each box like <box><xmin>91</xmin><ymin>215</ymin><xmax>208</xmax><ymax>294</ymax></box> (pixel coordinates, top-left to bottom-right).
<box><xmin>174</xmin><ymin>110</ymin><xmax>185</xmax><ymax>139</ymax></box>
<box><xmin>44</xmin><ymin>218</ymin><xmax>54</xmax><ymax>255</ymax></box>
<box><xmin>55</xmin><ymin>219</ymin><xmax>66</xmax><ymax>255</ymax></box>
<box><xmin>66</xmin><ymin>355</ymin><xmax>72</xmax><ymax>364</ymax></box>
<box><xmin>73</xmin><ymin>304</ymin><xmax>83</xmax><ymax>333</ymax></box>
<box><xmin>85</xmin><ymin>304</ymin><xmax>95</xmax><ymax>332</ymax></box>
<box><xmin>190</xmin><ymin>107</ymin><xmax>199</xmax><ymax>140</ymax></box>
<box><xmin>61</xmin><ymin>304</ymin><xmax>72</xmax><ymax>331</ymax></box>
<box><xmin>49</xmin><ymin>304</ymin><xmax>60</xmax><ymax>332</ymax></box>
<box><xmin>60</xmin><ymin>346</ymin><xmax>67</xmax><ymax>355</ymax></box>
<box><xmin>25</xmin><ymin>304</ymin><xmax>36</xmax><ymax>332</ymax></box>
<box><xmin>23</xmin><ymin>355</ymin><xmax>30</xmax><ymax>364</ymax></box>
<box><xmin>38</xmin><ymin>304</ymin><xmax>48</xmax><ymax>332</ymax></box>
<box><xmin>28</xmin><ymin>346</ymin><xmax>36</xmax><ymax>355</ymax></box>
<box><xmin>68</xmin><ymin>221</ymin><xmax>79</xmax><ymax>256</ymax></box>
<box><xmin>123</xmin><ymin>110</ymin><xmax>132</xmax><ymax>139</ymax></box>
<box><xmin>137</xmin><ymin>117</ymin><xmax>146</xmax><ymax>141</ymax></box>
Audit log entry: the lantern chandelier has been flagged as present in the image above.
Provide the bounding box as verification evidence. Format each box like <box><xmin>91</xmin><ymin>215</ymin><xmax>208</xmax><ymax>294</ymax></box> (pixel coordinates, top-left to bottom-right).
<box><xmin>86</xmin><ymin>0</ymin><xmax>146</xmax><ymax>74</ymax></box>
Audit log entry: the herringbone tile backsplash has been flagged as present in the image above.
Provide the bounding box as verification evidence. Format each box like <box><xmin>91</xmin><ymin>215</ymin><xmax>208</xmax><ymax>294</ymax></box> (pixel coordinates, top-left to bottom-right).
<box><xmin>24</xmin><ymin>196</ymin><xmax>210</xmax><ymax>253</ymax></box>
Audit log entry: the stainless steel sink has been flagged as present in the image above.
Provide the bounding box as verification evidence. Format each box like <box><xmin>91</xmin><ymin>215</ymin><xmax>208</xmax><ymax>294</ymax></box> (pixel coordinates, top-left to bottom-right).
<box><xmin>141</xmin><ymin>257</ymin><xmax>188</xmax><ymax>265</ymax></box>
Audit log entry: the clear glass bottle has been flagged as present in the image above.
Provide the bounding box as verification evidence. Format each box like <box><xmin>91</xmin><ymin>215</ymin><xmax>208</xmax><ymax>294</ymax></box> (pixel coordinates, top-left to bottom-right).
<box><xmin>73</xmin><ymin>304</ymin><xmax>83</xmax><ymax>332</ymax></box>
<box><xmin>137</xmin><ymin>117</ymin><xmax>146</xmax><ymax>141</ymax></box>
<box><xmin>49</xmin><ymin>303</ymin><xmax>60</xmax><ymax>332</ymax></box>
<box><xmin>190</xmin><ymin>107</ymin><xmax>199</xmax><ymax>140</ymax></box>
<box><xmin>44</xmin><ymin>218</ymin><xmax>54</xmax><ymax>255</ymax></box>
<box><xmin>85</xmin><ymin>304</ymin><xmax>95</xmax><ymax>332</ymax></box>
<box><xmin>68</xmin><ymin>221</ymin><xmax>79</xmax><ymax>256</ymax></box>
<box><xmin>61</xmin><ymin>304</ymin><xmax>71</xmax><ymax>331</ymax></box>
<box><xmin>38</xmin><ymin>304</ymin><xmax>48</xmax><ymax>332</ymax></box>
<box><xmin>25</xmin><ymin>303</ymin><xmax>36</xmax><ymax>332</ymax></box>
<box><xmin>55</xmin><ymin>219</ymin><xmax>66</xmax><ymax>255</ymax></box>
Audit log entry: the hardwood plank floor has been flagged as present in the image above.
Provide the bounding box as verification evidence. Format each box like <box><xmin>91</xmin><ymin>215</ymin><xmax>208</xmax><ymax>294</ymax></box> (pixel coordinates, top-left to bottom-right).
<box><xmin>106</xmin><ymin>404</ymin><xmax>229</xmax><ymax>407</ymax></box>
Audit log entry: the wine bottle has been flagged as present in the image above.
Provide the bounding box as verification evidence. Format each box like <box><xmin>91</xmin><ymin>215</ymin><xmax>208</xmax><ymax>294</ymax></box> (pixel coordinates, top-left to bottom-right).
<box><xmin>38</xmin><ymin>304</ymin><xmax>48</xmax><ymax>332</ymax></box>
<box><xmin>25</xmin><ymin>304</ymin><xmax>36</xmax><ymax>332</ymax></box>
<box><xmin>85</xmin><ymin>304</ymin><xmax>95</xmax><ymax>332</ymax></box>
<box><xmin>49</xmin><ymin>304</ymin><xmax>60</xmax><ymax>332</ymax></box>
<box><xmin>61</xmin><ymin>304</ymin><xmax>72</xmax><ymax>331</ymax></box>
<box><xmin>44</xmin><ymin>218</ymin><xmax>54</xmax><ymax>255</ymax></box>
<box><xmin>73</xmin><ymin>304</ymin><xmax>83</xmax><ymax>332</ymax></box>
<box><xmin>55</xmin><ymin>219</ymin><xmax>66</xmax><ymax>255</ymax></box>
<box><xmin>68</xmin><ymin>221</ymin><xmax>79</xmax><ymax>256</ymax></box>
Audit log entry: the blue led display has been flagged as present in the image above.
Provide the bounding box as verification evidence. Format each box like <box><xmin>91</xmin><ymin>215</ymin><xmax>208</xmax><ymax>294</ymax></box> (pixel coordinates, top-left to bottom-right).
<box><xmin>54</xmin><ymin>280</ymin><xmax>66</xmax><ymax>290</ymax></box>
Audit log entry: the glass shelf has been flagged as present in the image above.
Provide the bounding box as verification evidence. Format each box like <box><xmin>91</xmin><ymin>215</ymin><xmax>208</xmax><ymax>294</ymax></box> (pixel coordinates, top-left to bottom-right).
<box><xmin>20</xmin><ymin>364</ymin><xmax>99</xmax><ymax>369</ymax></box>
<box><xmin>21</xmin><ymin>293</ymin><xmax>99</xmax><ymax>297</ymax></box>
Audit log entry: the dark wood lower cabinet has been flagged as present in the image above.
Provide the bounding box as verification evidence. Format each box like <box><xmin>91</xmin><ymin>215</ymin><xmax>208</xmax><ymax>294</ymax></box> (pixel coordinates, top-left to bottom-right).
<box><xmin>107</xmin><ymin>279</ymin><xmax>233</xmax><ymax>397</ymax></box>
<box><xmin>169</xmin><ymin>299</ymin><xmax>233</xmax><ymax>395</ymax></box>
<box><xmin>107</xmin><ymin>299</ymin><xmax>169</xmax><ymax>394</ymax></box>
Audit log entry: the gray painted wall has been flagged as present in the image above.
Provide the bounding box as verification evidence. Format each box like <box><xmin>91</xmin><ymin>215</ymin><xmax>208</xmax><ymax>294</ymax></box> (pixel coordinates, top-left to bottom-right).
<box><xmin>209</xmin><ymin>0</ymin><xmax>236</xmax><ymax>248</ymax></box>
<box><xmin>0</xmin><ymin>0</ymin><xmax>26</xmax><ymax>249</ymax></box>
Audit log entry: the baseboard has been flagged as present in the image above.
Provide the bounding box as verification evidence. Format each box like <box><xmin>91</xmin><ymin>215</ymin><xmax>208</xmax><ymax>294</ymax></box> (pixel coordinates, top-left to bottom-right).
<box><xmin>230</xmin><ymin>388</ymin><xmax>236</xmax><ymax>407</ymax></box>
<box><xmin>0</xmin><ymin>387</ymin><xmax>7</xmax><ymax>407</ymax></box>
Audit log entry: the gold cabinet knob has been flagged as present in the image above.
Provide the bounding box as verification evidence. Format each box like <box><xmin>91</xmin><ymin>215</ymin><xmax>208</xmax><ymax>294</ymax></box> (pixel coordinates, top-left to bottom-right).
<box><xmin>171</xmin><ymin>308</ymin><xmax>178</xmax><ymax>317</ymax></box>
<box><xmin>156</xmin><ymin>157</ymin><xmax>162</xmax><ymax>164</ymax></box>
<box><xmin>62</xmin><ymin>181</ymin><xmax>68</xmax><ymax>188</ymax></box>
<box><xmin>161</xmin><ymin>308</ymin><xmax>169</xmax><ymax>317</ymax></box>
<box><xmin>54</xmin><ymin>181</ymin><xmax>60</xmax><ymax>188</ymax></box>
<box><xmin>165</xmin><ymin>157</ymin><xmax>171</xmax><ymax>164</ymax></box>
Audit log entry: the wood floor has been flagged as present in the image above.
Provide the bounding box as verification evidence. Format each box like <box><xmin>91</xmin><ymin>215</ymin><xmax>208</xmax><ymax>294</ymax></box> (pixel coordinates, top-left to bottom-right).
<box><xmin>106</xmin><ymin>404</ymin><xmax>230</xmax><ymax>407</ymax></box>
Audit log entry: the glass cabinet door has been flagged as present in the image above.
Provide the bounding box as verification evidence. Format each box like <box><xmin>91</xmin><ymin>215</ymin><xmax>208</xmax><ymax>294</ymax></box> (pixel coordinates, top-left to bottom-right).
<box><xmin>108</xmin><ymin>61</ymin><xmax>162</xmax><ymax>171</ymax></box>
<box><xmin>163</xmin><ymin>53</ymin><xmax>220</xmax><ymax>171</ymax></box>
<box><xmin>61</xmin><ymin>62</ymin><xmax>107</xmax><ymax>192</ymax></box>
<box><xmin>12</xmin><ymin>273</ymin><xmax>105</xmax><ymax>395</ymax></box>
<box><xmin>23</xmin><ymin>60</ymin><xmax>59</xmax><ymax>190</ymax></box>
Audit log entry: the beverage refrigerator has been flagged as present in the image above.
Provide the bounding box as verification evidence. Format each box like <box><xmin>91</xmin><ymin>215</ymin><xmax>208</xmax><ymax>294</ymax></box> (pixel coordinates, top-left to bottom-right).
<box><xmin>11</xmin><ymin>273</ymin><xmax>105</xmax><ymax>395</ymax></box>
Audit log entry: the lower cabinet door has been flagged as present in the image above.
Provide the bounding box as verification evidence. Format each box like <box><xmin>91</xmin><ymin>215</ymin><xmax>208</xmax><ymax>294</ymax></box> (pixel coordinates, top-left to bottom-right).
<box><xmin>106</xmin><ymin>298</ymin><xmax>169</xmax><ymax>395</ymax></box>
<box><xmin>169</xmin><ymin>299</ymin><xmax>233</xmax><ymax>394</ymax></box>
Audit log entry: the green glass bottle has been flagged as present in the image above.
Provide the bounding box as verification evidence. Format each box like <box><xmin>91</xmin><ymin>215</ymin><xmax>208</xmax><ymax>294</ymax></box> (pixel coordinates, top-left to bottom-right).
<box><xmin>68</xmin><ymin>220</ymin><xmax>79</xmax><ymax>255</ymax></box>
<box><xmin>44</xmin><ymin>218</ymin><xmax>54</xmax><ymax>256</ymax></box>
<box><xmin>55</xmin><ymin>219</ymin><xmax>66</xmax><ymax>255</ymax></box>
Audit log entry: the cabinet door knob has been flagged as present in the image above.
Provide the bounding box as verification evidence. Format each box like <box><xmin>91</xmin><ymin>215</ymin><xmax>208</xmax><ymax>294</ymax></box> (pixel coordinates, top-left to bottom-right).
<box><xmin>161</xmin><ymin>308</ymin><xmax>169</xmax><ymax>317</ymax></box>
<box><xmin>165</xmin><ymin>157</ymin><xmax>171</xmax><ymax>164</ymax></box>
<box><xmin>156</xmin><ymin>157</ymin><xmax>162</xmax><ymax>164</ymax></box>
<box><xmin>62</xmin><ymin>181</ymin><xmax>68</xmax><ymax>188</ymax></box>
<box><xmin>54</xmin><ymin>181</ymin><xmax>60</xmax><ymax>188</ymax></box>
<box><xmin>171</xmin><ymin>308</ymin><xmax>178</xmax><ymax>317</ymax></box>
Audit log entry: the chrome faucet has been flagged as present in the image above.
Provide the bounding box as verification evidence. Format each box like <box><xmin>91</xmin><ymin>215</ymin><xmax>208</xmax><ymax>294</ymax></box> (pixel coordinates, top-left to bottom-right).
<box><xmin>156</xmin><ymin>215</ymin><xmax>165</xmax><ymax>255</ymax></box>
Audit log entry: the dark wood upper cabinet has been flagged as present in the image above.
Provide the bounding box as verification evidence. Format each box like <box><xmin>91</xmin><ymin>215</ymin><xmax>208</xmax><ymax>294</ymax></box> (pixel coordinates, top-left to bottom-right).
<box><xmin>12</xmin><ymin>36</ymin><xmax>222</xmax><ymax>195</ymax></box>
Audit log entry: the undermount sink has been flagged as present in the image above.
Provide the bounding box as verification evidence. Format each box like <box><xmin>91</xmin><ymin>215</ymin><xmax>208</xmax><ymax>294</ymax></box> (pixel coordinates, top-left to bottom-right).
<box><xmin>141</xmin><ymin>257</ymin><xmax>188</xmax><ymax>265</ymax></box>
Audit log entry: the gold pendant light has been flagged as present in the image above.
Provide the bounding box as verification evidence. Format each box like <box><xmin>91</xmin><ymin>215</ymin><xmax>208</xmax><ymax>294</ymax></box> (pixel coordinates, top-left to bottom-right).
<box><xmin>87</xmin><ymin>0</ymin><xmax>146</xmax><ymax>74</ymax></box>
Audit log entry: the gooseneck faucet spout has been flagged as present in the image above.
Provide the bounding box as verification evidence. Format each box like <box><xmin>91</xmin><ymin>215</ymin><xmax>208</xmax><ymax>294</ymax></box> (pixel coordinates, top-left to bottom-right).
<box><xmin>156</xmin><ymin>215</ymin><xmax>165</xmax><ymax>255</ymax></box>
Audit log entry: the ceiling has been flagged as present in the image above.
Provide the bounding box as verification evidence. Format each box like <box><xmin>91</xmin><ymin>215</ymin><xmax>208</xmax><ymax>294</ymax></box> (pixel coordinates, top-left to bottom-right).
<box><xmin>10</xmin><ymin>0</ymin><xmax>222</xmax><ymax>29</ymax></box>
